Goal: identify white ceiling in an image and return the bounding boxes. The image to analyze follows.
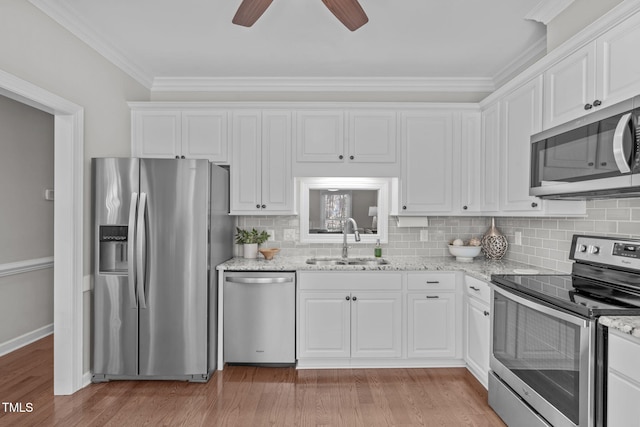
[32,0,551,94]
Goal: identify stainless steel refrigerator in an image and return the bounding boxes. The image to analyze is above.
[91,158,233,382]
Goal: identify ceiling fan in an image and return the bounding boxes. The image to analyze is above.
[232,0,369,31]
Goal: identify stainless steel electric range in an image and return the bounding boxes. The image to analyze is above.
[489,235,640,427]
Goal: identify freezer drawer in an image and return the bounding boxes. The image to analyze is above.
[223,272,296,365]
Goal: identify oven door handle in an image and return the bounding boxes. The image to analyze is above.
[493,286,589,328]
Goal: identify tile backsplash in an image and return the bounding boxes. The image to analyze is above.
[236,198,640,274]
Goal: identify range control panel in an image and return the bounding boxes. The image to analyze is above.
[571,235,640,271]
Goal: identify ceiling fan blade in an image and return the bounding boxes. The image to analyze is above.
[232,0,274,27]
[321,0,369,31]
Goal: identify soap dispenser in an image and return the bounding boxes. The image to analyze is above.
[374,239,382,258]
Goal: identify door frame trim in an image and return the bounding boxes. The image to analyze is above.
[0,68,84,395]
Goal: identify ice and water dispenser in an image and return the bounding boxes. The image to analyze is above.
[99,225,129,274]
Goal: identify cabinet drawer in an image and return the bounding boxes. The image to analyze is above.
[407,272,456,290]
[465,276,491,303]
[298,271,402,290]
[609,330,640,384]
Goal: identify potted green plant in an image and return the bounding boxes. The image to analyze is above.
[235,227,270,259]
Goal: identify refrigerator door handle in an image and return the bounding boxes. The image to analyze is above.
[136,192,148,309]
[128,192,138,308]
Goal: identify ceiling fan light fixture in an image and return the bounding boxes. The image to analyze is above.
[232,0,274,27]
[321,0,369,31]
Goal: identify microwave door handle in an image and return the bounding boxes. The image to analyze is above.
[136,192,148,309]
[127,192,138,309]
[612,112,632,173]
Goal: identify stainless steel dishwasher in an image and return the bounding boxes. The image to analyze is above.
[223,271,296,365]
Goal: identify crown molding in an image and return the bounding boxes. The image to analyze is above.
[525,0,576,25]
[29,0,154,89]
[151,76,495,93]
[492,35,547,89]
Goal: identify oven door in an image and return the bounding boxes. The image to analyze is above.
[490,286,596,427]
[530,99,638,198]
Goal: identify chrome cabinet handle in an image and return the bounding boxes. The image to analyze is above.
[352,296,357,301]
[470,286,480,291]
[484,311,490,316]
[226,277,293,284]
[349,155,354,160]
[584,103,593,110]
[426,281,440,284]
[426,295,439,299]
[593,99,602,107]
[345,296,350,301]
[338,155,344,160]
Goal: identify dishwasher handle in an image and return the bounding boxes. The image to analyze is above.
[225,276,294,284]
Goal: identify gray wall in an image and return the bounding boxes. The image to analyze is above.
[547,0,623,51]
[0,94,54,345]
[0,0,150,370]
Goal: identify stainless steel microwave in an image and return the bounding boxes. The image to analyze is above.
[530,96,640,199]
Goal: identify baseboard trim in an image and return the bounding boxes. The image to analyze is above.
[0,323,54,357]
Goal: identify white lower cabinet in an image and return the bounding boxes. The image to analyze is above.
[407,292,457,358]
[297,271,464,368]
[463,276,491,388]
[607,328,640,426]
[297,270,402,361]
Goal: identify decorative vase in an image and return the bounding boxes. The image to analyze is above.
[481,218,508,260]
[243,243,258,259]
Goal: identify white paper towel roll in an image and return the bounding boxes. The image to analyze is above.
[395,216,429,227]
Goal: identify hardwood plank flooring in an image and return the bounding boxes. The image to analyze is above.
[0,336,506,426]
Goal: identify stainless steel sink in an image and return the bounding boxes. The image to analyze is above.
[305,257,390,266]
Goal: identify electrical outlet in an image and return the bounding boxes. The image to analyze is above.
[284,229,296,241]
[266,230,275,241]
[515,231,522,245]
[420,230,429,242]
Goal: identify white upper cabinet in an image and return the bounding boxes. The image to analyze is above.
[293,109,400,177]
[459,111,483,214]
[348,111,398,163]
[131,107,229,163]
[400,111,456,214]
[500,76,544,212]
[230,111,293,215]
[480,102,500,212]
[543,11,640,129]
[296,110,345,163]
[543,43,596,129]
[132,110,181,158]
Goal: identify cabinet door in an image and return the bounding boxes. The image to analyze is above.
[181,111,229,162]
[400,112,454,213]
[230,111,262,213]
[464,297,490,387]
[348,111,397,163]
[350,292,401,358]
[597,12,640,108]
[480,103,500,212]
[543,42,597,129]
[132,111,181,158]
[459,112,482,213]
[407,293,456,358]
[500,77,543,212]
[261,111,293,212]
[296,111,345,162]
[298,292,351,359]
[608,371,640,427]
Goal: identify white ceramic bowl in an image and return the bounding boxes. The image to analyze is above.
[447,245,482,262]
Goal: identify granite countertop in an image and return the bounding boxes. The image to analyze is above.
[599,316,640,339]
[217,255,560,283]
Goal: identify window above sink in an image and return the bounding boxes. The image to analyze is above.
[297,177,391,244]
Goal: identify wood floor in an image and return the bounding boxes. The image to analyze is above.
[0,335,506,426]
